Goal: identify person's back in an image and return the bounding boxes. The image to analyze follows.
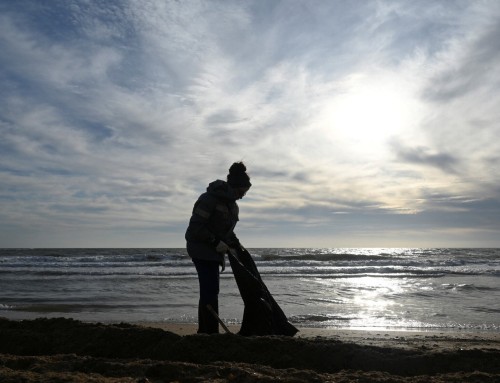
[185,180,240,263]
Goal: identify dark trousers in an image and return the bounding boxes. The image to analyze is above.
[193,259,220,334]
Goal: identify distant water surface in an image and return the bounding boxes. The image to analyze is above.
[1,248,499,332]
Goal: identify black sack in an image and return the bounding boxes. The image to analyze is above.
[228,247,298,336]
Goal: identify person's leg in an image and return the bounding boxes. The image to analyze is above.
[193,259,220,334]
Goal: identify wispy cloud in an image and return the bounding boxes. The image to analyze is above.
[392,142,459,173]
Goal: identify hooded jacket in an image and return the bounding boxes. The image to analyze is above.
[185,180,240,262]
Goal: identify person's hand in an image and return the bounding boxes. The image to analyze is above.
[225,235,241,249]
[215,240,229,254]
[220,256,226,273]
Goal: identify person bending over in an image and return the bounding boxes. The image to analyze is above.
[185,162,251,334]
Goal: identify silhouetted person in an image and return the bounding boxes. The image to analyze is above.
[185,162,251,333]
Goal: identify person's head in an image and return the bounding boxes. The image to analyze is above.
[227,162,251,199]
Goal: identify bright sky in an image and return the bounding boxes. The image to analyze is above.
[1,0,500,248]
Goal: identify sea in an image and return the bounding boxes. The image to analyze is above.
[0,248,499,332]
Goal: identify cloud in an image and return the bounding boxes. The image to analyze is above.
[392,141,459,174]
[1,0,500,247]
[422,11,500,103]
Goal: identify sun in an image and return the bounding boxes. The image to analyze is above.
[322,72,419,151]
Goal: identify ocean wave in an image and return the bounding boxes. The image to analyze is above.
[10,303,153,313]
[2,264,488,278]
[440,283,498,292]
[290,313,354,324]
[470,307,500,314]
[2,248,498,281]
[259,253,398,262]
[0,267,449,279]
[0,269,198,278]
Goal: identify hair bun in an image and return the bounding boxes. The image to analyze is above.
[227,162,252,188]
[229,162,247,175]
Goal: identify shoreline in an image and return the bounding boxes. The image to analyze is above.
[136,321,500,351]
[1,317,499,382]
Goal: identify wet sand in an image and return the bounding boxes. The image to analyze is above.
[1,317,499,382]
[143,322,500,351]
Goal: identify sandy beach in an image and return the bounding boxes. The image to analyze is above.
[1,317,499,382]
